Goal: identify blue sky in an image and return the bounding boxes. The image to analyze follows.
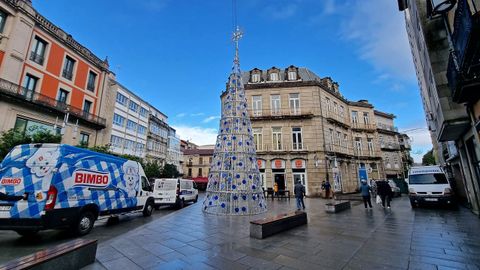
[33,0,432,162]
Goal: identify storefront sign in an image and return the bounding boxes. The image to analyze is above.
[257,159,266,169]
[292,159,305,169]
[271,159,285,169]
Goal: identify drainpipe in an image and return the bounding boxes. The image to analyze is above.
[94,69,109,146]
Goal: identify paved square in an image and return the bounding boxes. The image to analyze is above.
[86,195,480,270]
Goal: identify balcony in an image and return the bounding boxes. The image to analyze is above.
[351,122,376,132]
[62,69,73,80]
[0,78,106,128]
[447,0,480,103]
[380,142,401,151]
[248,107,314,121]
[255,144,309,154]
[29,52,44,65]
[325,143,352,156]
[353,147,381,159]
[324,111,350,128]
[376,123,399,134]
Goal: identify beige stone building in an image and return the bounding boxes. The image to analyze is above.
[0,0,114,147]
[235,66,403,196]
[374,110,404,179]
[183,146,214,190]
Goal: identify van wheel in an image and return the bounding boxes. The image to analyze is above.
[410,202,417,208]
[143,201,154,217]
[73,211,95,236]
[15,229,39,237]
[193,195,198,203]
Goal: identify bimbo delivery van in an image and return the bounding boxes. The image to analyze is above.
[153,178,198,209]
[0,144,155,236]
[408,165,455,208]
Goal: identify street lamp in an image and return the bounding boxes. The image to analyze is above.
[428,0,457,16]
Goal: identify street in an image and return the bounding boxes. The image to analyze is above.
[0,204,183,264]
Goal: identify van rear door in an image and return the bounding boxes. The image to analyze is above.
[0,145,60,219]
[153,179,177,204]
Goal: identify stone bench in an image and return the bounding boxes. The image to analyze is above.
[325,200,351,213]
[0,239,97,270]
[250,211,307,239]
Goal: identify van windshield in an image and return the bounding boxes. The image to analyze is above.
[409,173,448,184]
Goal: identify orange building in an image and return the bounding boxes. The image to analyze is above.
[0,0,114,146]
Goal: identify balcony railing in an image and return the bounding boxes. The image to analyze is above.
[324,111,350,127]
[351,122,376,131]
[380,142,401,150]
[248,107,313,120]
[353,147,381,158]
[29,51,44,65]
[255,144,309,153]
[325,143,352,155]
[0,78,106,127]
[447,0,480,103]
[376,123,398,133]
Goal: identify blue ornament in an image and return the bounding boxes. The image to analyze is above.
[221,203,226,208]
[214,195,218,200]
[235,208,239,213]
[242,195,247,200]
[236,174,240,179]
[232,184,237,189]
[242,179,246,184]
[233,195,238,200]
[252,185,256,190]
[241,207,247,212]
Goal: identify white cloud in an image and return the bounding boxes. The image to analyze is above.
[400,127,433,163]
[190,113,205,117]
[172,125,218,145]
[265,3,298,20]
[176,113,186,118]
[342,0,415,81]
[202,116,220,123]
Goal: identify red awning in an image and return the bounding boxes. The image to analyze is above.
[191,177,209,183]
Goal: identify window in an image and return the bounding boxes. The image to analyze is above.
[199,157,203,165]
[124,139,135,150]
[289,93,300,115]
[83,100,92,113]
[23,74,38,92]
[351,111,358,123]
[110,135,124,147]
[367,138,374,155]
[129,100,139,112]
[363,112,370,124]
[0,10,6,33]
[292,127,302,150]
[269,72,279,81]
[253,128,263,151]
[116,92,128,106]
[141,176,150,191]
[271,95,281,115]
[79,133,90,145]
[87,71,97,92]
[14,117,60,137]
[355,137,362,155]
[325,97,331,111]
[140,107,149,117]
[343,134,348,147]
[288,71,296,81]
[209,157,212,163]
[329,129,334,144]
[30,36,47,65]
[251,73,261,83]
[336,131,341,146]
[333,102,338,114]
[198,168,203,177]
[188,168,192,177]
[339,105,344,117]
[138,125,147,135]
[252,96,262,116]
[272,127,282,150]
[113,113,125,127]
[57,89,69,104]
[126,120,137,131]
[62,56,75,80]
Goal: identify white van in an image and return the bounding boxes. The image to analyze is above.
[152,178,198,209]
[408,166,455,208]
[0,144,155,236]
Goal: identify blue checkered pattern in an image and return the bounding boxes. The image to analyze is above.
[0,144,139,220]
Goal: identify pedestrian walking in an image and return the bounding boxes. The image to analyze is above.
[370,179,378,197]
[294,180,306,210]
[321,180,332,199]
[273,182,279,197]
[377,180,393,208]
[359,180,373,209]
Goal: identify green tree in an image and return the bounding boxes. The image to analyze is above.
[422,149,436,165]
[0,129,32,160]
[143,161,162,179]
[160,163,179,178]
[31,129,61,144]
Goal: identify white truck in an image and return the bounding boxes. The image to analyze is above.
[408,165,455,208]
[152,178,198,209]
[0,144,155,236]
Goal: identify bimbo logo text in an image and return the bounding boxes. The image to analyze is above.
[73,170,110,187]
[1,177,22,185]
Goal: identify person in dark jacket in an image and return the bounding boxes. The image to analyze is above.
[294,180,306,210]
[321,180,332,199]
[377,180,393,208]
[359,180,373,209]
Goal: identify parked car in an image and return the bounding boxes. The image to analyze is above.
[407,166,456,208]
[152,178,198,209]
[0,144,155,237]
[388,180,401,197]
